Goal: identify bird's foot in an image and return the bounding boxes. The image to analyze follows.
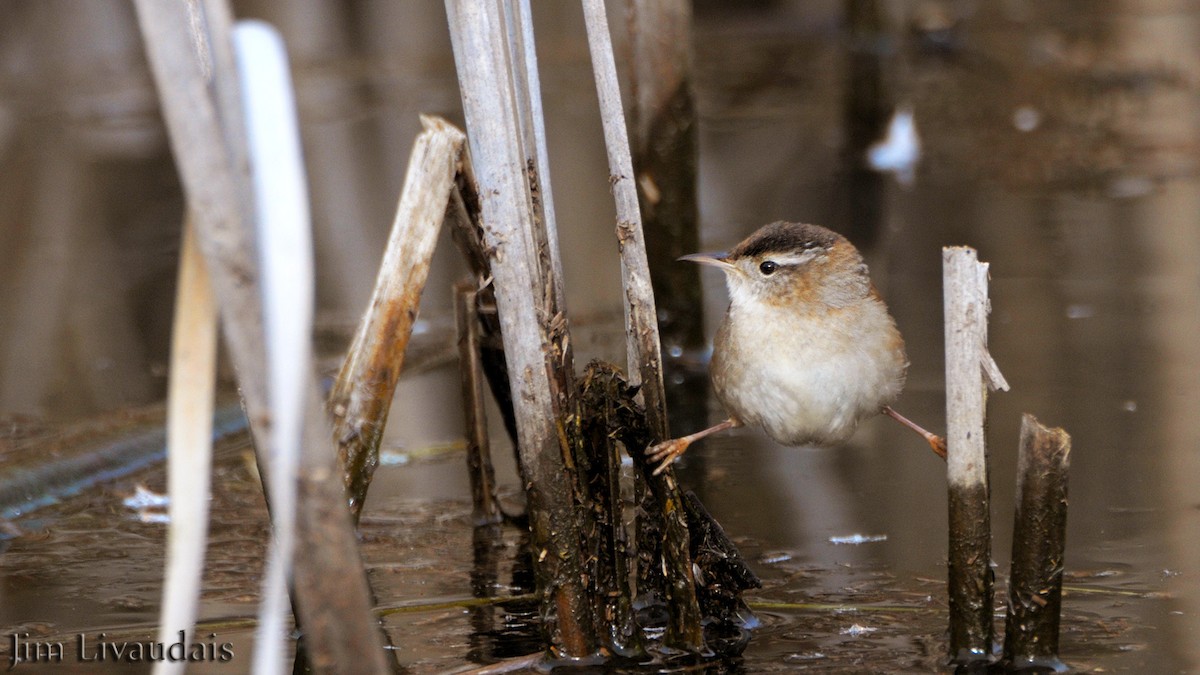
[644,437,691,476]
[928,434,947,460]
[882,406,947,461]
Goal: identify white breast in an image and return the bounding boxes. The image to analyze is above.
[712,296,906,447]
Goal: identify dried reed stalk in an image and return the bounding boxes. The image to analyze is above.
[580,0,668,440]
[445,0,596,656]
[943,246,1008,666]
[154,218,218,675]
[455,282,503,526]
[582,0,703,651]
[329,115,465,522]
[134,3,388,671]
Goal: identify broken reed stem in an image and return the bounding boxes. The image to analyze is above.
[1004,414,1071,671]
[329,115,465,523]
[134,3,389,671]
[582,0,703,652]
[580,0,669,441]
[455,282,503,526]
[445,0,596,656]
[155,217,218,674]
[943,246,1006,666]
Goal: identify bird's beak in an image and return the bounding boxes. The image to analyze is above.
[678,252,735,271]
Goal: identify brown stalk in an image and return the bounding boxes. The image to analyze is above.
[454,282,503,526]
[328,115,466,522]
[1003,414,1071,671]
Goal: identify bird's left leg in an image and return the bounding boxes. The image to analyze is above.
[882,406,947,459]
[645,417,742,476]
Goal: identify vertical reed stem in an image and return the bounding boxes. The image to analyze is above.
[444,0,596,656]
[943,246,1007,667]
[233,21,315,673]
[154,217,217,675]
[1004,414,1071,671]
[580,0,669,439]
[455,282,503,526]
[582,0,703,651]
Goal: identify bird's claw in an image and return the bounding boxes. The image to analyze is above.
[644,438,689,476]
[928,434,948,460]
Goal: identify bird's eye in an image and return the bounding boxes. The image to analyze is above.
[759,261,778,275]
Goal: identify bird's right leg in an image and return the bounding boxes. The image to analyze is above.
[644,417,742,476]
[882,406,947,459]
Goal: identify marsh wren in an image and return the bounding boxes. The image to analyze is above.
[647,221,944,473]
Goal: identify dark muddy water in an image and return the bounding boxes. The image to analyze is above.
[3,0,1200,672]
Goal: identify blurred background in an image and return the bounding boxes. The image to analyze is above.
[1,0,1199,671]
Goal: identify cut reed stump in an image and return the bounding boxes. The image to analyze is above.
[943,246,1009,668]
[1004,415,1071,672]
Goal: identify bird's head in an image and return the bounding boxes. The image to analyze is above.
[680,221,869,310]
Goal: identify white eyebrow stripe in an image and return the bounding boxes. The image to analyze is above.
[764,250,819,266]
